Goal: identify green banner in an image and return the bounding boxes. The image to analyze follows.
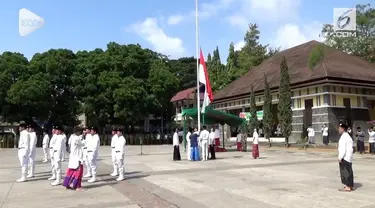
[239,111,263,120]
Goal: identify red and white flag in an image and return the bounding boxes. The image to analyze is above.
[199,48,213,113]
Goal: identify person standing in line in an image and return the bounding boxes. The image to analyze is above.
[199,126,210,161]
[83,127,92,178]
[48,126,57,181]
[115,128,126,181]
[307,125,315,144]
[355,127,365,154]
[322,124,329,145]
[186,128,192,161]
[190,128,200,161]
[86,127,100,183]
[368,127,375,155]
[236,130,242,151]
[27,125,37,178]
[16,123,30,182]
[110,127,119,176]
[172,129,181,161]
[63,127,84,191]
[42,128,50,162]
[209,128,216,160]
[241,131,248,152]
[61,130,67,161]
[214,126,220,147]
[337,123,354,192]
[252,129,260,159]
[51,126,64,186]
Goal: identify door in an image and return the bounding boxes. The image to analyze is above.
[343,98,352,127]
[303,99,313,138]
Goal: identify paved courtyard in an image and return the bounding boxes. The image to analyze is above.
[1,145,375,208]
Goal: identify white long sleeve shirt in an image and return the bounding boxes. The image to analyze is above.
[307,128,315,137]
[253,132,259,144]
[115,135,126,154]
[173,132,179,146]
[368,131,375,143]
[214,129,220,138]
[186,132,191,143]
[87,134,100,155]
[42,134,49,148]
[199,130,210,142]
[53,134,64,161]
[49,134,56,149]
[28,131,37,153]
[209,132,215,144]
[68,135,84,162]
[18,130,30,153]
[338,132,353,163]
[111,134,118,148]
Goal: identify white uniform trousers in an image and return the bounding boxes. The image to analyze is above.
[28,147,36,176]
[49,148,55,174]
[111,148,118,174]
[87,151,97,177]
[115,152,125,177]
[187,142,191,160]
[61,143,66,160]
[18,149,29,179]
[83,149,91,176]
[52,151,62,183]
[201,140,208,161]
[43,146,49,161]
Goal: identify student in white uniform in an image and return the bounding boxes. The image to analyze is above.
[87,127,100,183]
[42,128,50,162]
[307,125,315,144]
[110,127,119,176]
[209,128,216,159]
[83,127,92,178]
[16,123,30,182]
[115,128,126,181]
[172,129,181,161]
[199,126,210,161]
[61,131,67,161]
[337,123,354,192]
[27,125,37,178]
[48,126,57,181]
[51,126,64,186]
[186,128,192,161]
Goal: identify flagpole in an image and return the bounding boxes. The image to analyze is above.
[196,0,201,132]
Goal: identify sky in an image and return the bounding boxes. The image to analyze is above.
[0,0,371,61]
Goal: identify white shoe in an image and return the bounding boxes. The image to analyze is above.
[26,174,34,178]
[42,160,48,163]
[51,181,61,186]
[61,159,65,162]
[87,177,96,183]
[116,176,124,181]
[110,172,118,177]
[16,177,26,182]
[83,173,92,178]
[48,176,56,181]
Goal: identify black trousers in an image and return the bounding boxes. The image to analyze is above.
[209,144,216,159]
[173,145,181,161]
[357,140,365,153]
[369,143,375,154]
[339,159,354,188]
[323,136,329,145]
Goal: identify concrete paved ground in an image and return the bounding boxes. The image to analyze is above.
[1,145,375,208]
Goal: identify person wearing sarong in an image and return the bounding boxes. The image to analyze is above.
[355,127,365,154]
[368,128,375,154]
[236,130,242,151]
[252,129,259,159]
[209,128,216,160]
[186,128,192,161]
[172,129,181,161]
[190,128,200,161]
[337,123,354,192]
[63,128,84,191]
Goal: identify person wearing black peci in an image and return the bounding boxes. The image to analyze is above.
[337,123,354,192]
[172,129,181,161]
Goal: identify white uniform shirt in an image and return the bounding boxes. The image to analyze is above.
[209,132,215,144]
[214,129,220,138]
[18,130,30,152]
[49,134,56,150]
[53,134,64,160]
[369,131,375,143]
[173,132,179,146]
[253,131,259,144]
[87,134,100,155]
[42,134,50,148]
[68,134,84,168]
[83,134,92,149]
[199,130,210,142]
[111,134,118,148]
[62,134,67,147]
[115,135,126,154]
[29,132,37,152]
[338,132,354,163]
[322,127,328,136]
[307,127,315,137]
[186,132,191,144]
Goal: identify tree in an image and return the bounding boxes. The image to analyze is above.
[308,44,326,70]
[226,42,240,81]
[322,4,375,63]
[248,84,258,135]
[262,75,273,147]
[278,56,292,147]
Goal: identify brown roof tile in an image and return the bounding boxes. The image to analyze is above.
[214,40,375,101]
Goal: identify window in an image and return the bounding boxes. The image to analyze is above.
[291,91,294,97]
[316,95,321,106]
[323,94,331,105]
[224,103,227,107]
[332,95,336,106]
[277,94,279,99]
[242,100,245,105]
[307,88,309,94]
[341,87,344,93]
[348,88,351,93]
[297,98,302,108]
[291,99,295,108]
[299,90,301,96]
[356,88,358,94]
[315,87,318,93]
[357,96,361,107]
[258,96,261,102]
[333,86,336,92]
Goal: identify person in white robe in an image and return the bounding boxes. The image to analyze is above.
[110,127,119,176]
[186,128,192,161]
[48,126,57,181]
[83,127,92,178]
[86,127,100,183]
[51,126,64,186]
[42,128,50,162]
[115,128,126,181]
[27,125,37,178]
[16,123,30,182]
